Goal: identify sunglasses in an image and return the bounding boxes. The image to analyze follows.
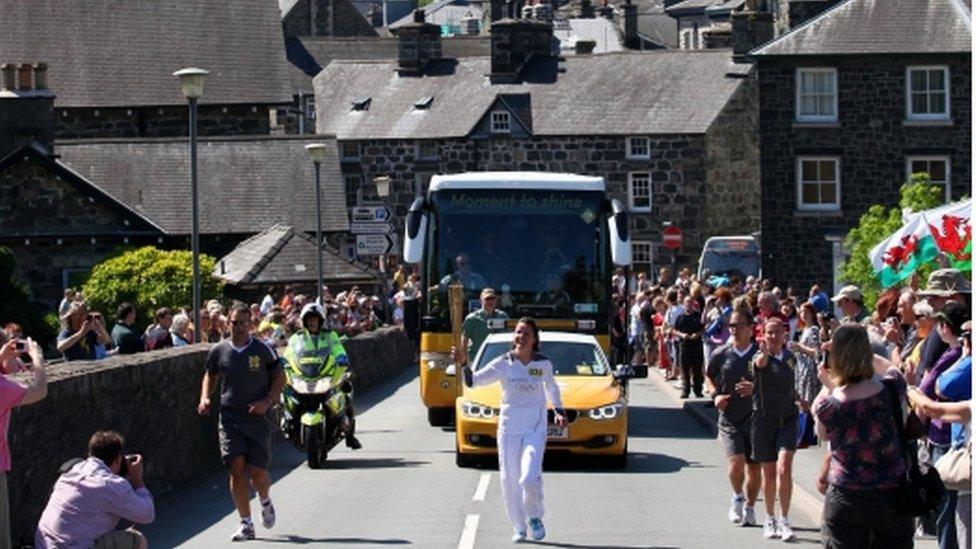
[728,323,753,328]
[231,320,249,327]
[484,296,497,301]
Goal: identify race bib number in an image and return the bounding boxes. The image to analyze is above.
[547,424,568,439]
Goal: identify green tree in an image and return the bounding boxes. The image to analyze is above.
[0,246,56,346]
[82,246,221,329]
[840,174,944,308]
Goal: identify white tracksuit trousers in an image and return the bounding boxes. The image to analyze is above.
[498,430,547,531]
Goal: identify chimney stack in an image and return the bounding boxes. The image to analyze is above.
[621,0,638,49]
[788,0,842,30]
[490,18,554,82]
[391,10,443,75]
[579,0,594,18]
[598,0,613,20]
[574,39,596,54]
[369,3,384,27]
[731,3,773,61]
[0,61,56,159]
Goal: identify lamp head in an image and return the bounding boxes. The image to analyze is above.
[173,67,210,99]
[305,143,329,164]
[374,175,391,199]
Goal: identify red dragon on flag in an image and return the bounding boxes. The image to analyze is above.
[882,234,919,270]
[929,214,972,265]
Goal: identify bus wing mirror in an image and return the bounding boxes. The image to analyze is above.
[403,197,428,264]
[608,199,631,267]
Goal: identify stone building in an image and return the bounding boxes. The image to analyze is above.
[313,12,766,273]
[280,0,381,37]
[751,0,972,293]
[1,0,293,140]
[667,0,790,50]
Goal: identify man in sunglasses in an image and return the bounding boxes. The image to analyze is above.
[198,305,285,542]
[705,310,760,529]
[455,288,509,366]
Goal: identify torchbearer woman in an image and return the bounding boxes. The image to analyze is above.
[462,317,567,543]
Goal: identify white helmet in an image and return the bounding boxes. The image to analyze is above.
[300,303,326,324]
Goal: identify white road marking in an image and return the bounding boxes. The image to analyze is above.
[472,473,491,502]
[458,514,480,549]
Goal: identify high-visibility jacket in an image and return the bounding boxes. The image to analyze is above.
[284,329,348,382]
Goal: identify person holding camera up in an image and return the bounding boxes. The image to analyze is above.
[57,302,111,362]
[36,431,154,549]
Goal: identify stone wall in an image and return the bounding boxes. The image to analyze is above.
[340,125,758,268]
[758,54,972,290]
[54,105,275,140]
[7,327,415,545]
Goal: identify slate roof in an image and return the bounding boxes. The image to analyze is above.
[215,224,377,286]
[553,18,625,53]
[54,136,348,236]
[286,35,491,93]
[1,0,293,108]
[314,50,750,139]
[666,0,742,15]
[638,13,679,48]
[389,0,484,27]
[752,0,972,56]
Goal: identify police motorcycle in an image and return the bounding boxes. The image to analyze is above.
[279,304,358,469]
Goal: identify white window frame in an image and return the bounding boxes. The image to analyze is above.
[906,66,950,121]
[304,95,316,120]
[490,110,511,134]
[416,140,438,160]
[627,172,652,213]
[795,68,838,123]
[340,141,360,161]
[632,241,654,270]
[796,157,841,212]
[626,136,650,160]
[906,156,951,203]
[344,174,363,205]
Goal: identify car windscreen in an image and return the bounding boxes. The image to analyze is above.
[474,341,609,376]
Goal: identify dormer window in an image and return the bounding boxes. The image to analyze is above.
[491,110,511,134]
[414,96,434,110]
[351,96,371,111]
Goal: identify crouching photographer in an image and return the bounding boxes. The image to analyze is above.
[36,431,154,549]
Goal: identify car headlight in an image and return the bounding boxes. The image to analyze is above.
[461,401,498,419]
[588,402,624,420]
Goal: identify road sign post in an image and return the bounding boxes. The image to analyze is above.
[662,226,682,250]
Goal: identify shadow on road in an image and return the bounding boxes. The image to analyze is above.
[465,452,703,474]
[627,406,712,439]
[257,534,412,545]
[317,457,430,469]
[531,542,677,549]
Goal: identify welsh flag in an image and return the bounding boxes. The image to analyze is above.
[870,199,971,288]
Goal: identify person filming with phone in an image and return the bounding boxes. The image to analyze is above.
[36,431,154,549]
[57,302,111,362]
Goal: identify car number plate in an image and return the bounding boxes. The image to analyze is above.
[546,425,568,439]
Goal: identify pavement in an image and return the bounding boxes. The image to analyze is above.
[142,365,862,548]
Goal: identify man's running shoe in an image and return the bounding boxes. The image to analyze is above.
[778,517,795,542]
[231,521,255,542]
[741,506,757,527]
[511,529,526,543]
[261,500,276,529]
[528,518,546,541]
[346,435,362,450]
[728,494,745,523]
[763,516,778,539]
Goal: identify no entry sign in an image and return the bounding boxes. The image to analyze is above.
[662,226,682,249]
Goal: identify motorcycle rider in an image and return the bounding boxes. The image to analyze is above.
[282,303,362,450]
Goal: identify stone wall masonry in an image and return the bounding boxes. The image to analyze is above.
[7,327,415,545]
[54,105,275,140]
[758,54,971,290]
[343,133,724,266]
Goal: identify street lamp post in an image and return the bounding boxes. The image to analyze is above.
[173,67,209,343]
[306,143,329,305]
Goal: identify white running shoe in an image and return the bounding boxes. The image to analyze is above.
[728,494,745,523]
[511,529,526,543]
[741,506,757,527]
[778,517,795,542]
[261,500,276,529]
[231,521,255,542]
[763,516,778,539]
[528,518,546,541]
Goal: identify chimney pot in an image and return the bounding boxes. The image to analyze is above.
[33,63,48,90]
[0,64,14,91]
[414,8,425,23]
[17,63,31,90]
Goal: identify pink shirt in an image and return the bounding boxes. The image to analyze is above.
[0,376,26,472]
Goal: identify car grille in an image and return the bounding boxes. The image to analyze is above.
[547,409,579,423]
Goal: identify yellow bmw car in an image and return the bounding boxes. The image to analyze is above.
[455,331,647,468]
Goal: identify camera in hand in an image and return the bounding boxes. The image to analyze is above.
[118,454,129,477]
[14,340,26,353]
[86,313,94,322]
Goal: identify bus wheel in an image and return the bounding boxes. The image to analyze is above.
[427,407,453,427]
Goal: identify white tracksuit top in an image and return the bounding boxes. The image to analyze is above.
[471,351,564,436]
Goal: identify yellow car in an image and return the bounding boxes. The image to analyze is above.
[455,331,647,469]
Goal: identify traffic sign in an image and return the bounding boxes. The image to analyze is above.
[350,206,393,223]
[356,234,397,256]
[662,226,682,249]
[350,222,394,235]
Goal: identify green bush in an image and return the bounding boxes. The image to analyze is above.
[82,246,221,330]
[0,246,56,347]
[840,175,945,308]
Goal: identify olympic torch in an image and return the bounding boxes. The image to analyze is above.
[449,282,465,367]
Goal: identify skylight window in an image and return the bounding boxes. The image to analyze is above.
[414,96,434,110]
[351,96,371,111]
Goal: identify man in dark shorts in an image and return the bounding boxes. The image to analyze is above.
[706,310,760,528]
[198,305,285,542]
[736,317,799,541]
